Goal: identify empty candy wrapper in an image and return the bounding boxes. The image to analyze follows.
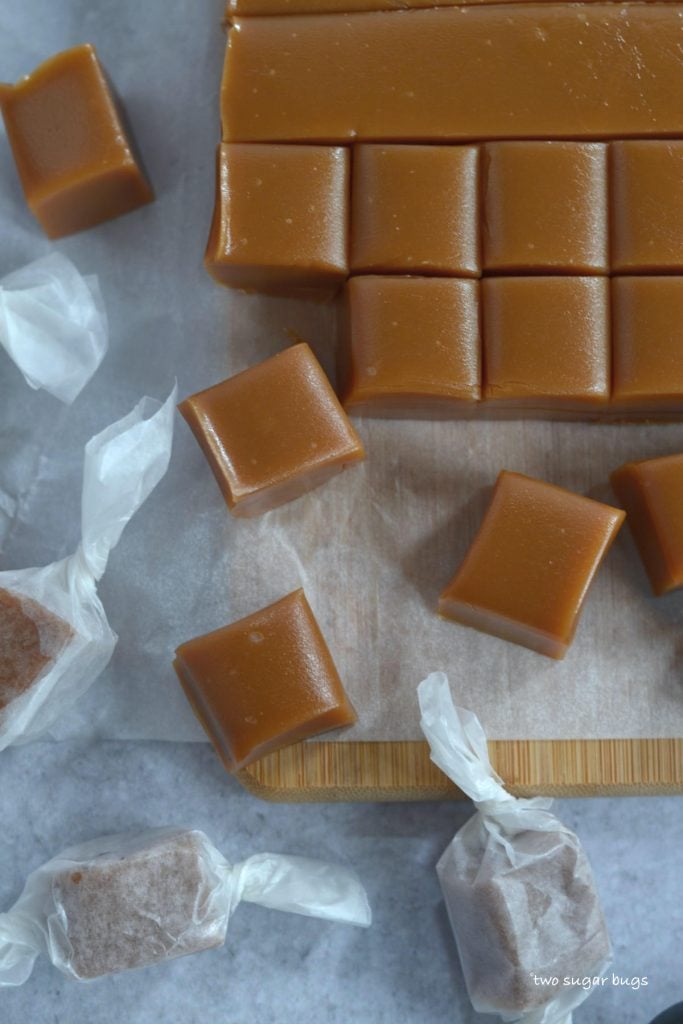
[0,386,176,750]
[418,672,612,1024]
[0,826,371,984]
[0,252,108,404]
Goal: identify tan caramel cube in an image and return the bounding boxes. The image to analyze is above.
[611,453,683,596]
[174,589,356,771]
[179,343,365,517]
[341,276,480,417]
[0,44,153,238]
[611,141,683,272]
[350,145,479,276]
[482,142,608,273]
[439,471,625,659]
[612,277,683,415]
[482,278,610,414]
[205,143,349,297]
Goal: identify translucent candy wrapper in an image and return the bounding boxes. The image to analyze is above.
[0,826,372,984]
[0,253,108,404]
[0,387,176,750]
[418,672,612,1024]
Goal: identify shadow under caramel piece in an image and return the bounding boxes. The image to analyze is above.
[341,276,480,418]
[610,141,683,273]
[350,145,479,276]
[611,453,683,596]
[482,277,610,416]
[174,589,356,772]
[222,6,683,143]
[0,589,73,713]
[439,471,625,659]
[0,44,153,238]
[611,277,683,416]
[482,142,608,274]
[179,343,365,517]
[205,143,349,297]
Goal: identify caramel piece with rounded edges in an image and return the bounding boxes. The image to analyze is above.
[205,143,349,297]
[0,589,73,712]
[0,44,153,238]
[350,145,479,276]
[611,454,683,596]
[222,6,683,143]
[439,471,625,659]
[482,142,608,274]
[611,141,683,273]
[226,0,611,15]
[482,278,610,415]
[179,343,365,517]
[341,276,480,418]
[612,277,683,415]
[174,589,356,772]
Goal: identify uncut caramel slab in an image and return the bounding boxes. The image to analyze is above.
[222,5,683,143]
[226,0,631,17]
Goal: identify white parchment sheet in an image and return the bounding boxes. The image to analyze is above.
[1,0,682,744]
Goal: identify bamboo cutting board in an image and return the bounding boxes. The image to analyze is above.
[239,737,683,801]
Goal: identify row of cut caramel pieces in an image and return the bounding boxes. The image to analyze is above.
[341,275,683,419]
[205,141,683,296]
[172,453,683,777]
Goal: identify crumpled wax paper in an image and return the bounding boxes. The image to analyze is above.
[1,0,682,744]
[0,252,108,404]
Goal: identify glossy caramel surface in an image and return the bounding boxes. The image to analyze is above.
[482,142,608,274]
[439,471,625,659]
[205,143,349,296]
[179,343,365,517]
[611,141,683,273]
[611,454,683,596]
[174,589,356,771]
[482,277,610,411]
[222,6,683,143]
[612,277,683,412]
[0,589,73,712]
[341,276,480,417]
[0,44,152,238]
[350,145,479,276]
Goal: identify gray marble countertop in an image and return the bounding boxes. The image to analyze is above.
[0,738,680,1024]
[1,1,681,1022]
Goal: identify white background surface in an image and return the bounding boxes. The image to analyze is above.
[0,1,681,1021]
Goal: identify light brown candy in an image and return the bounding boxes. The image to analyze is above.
[0,44,152,238]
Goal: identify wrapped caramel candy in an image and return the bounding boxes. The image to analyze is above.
[0,388,175,750]
[0,253,108,403]
[418,673,611,1023]
[0,827,371,984]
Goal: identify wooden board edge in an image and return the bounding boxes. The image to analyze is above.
[237,737,683,802]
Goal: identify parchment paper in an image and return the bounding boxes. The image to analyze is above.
[1,0,681,744]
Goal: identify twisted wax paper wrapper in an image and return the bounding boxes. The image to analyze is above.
[418,672,612,1024]
[0,252,108,404]
[0,386,176,750]
[0,827,371,984]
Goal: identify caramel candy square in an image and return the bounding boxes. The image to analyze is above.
[0,44,153,239]
[174,589,356,771]
[482,277,610,414]
[350,145,479,276]
[341,276,480,417]
[179,343,365,517]
[439,471,624,659]
[0,589,73,714]
[611,453,683,596]
[205,143,349,297]
[611,277,683,415]
[610,141,683,272]
[482,142,608,273]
